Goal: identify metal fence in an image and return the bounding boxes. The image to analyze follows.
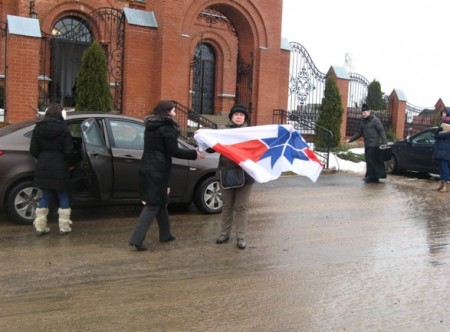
[288,42,398,140]
[404,102,436,137]
[273,109,332,169]
[172,101,218,146]
[288,42,326,121]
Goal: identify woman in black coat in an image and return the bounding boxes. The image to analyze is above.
[432,109,450,192]
[30,103,74,235]
[128,100,205,251]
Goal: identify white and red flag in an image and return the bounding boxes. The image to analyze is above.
[194,124,324,183]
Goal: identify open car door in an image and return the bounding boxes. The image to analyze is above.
[80,118,113,200]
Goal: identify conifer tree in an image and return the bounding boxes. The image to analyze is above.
[315,76,343,148]
[75,41,111,112]
[366,79,386,110]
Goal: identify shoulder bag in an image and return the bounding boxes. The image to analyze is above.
[220,168,245,189]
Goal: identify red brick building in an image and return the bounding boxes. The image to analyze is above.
[0,0,289,124]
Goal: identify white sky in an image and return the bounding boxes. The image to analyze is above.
[281,0,450,108]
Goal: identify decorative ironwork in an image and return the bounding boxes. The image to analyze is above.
[198,7,237,36]
[288,42,325,105]
[191,43,216,115]
[236,52,254,124]
[348,72,369,108]
[404,102,436,136]
[289,66,316,104]
[51,16,92,43]
[172,101,218,146]
[81,8,125,111]
[288,42,326,123]
[40,8,125,111]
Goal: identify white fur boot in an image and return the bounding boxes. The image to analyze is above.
[33,207,50,235]
[58,208,73,234]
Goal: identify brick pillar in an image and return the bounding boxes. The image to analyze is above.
[327,66,350,140]
[388,89,406,139]
[121,24,158,120]
[5,34,41,122]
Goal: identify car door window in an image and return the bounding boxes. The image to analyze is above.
[67,122,82,138]
[81,119,105,146]
[106,119,144,149]
[412,131,435,145]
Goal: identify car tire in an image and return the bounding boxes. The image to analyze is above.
[193,176,222,214]
[6,180,42,225]
[385,155,400,174]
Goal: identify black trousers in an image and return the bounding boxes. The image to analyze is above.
[129,204,172,246]
[365,146,386,180]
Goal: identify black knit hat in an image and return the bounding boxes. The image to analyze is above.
[229,104,249,121]
[361,104,370,112]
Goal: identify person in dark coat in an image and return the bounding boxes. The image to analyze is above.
[432,109,450,193]
[29,103,74,235]
[128,100,205,251]
[214,104,255,249]
[346,104,387,183]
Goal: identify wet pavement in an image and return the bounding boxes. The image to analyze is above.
[0,172,449,331]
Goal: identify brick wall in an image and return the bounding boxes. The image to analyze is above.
[1,0,289,125]
[5,34,41,122]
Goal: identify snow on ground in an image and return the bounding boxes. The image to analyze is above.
[327,148,366,174]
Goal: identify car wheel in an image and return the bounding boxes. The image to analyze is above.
[6,180,42,225]
[193,176,222,214]
[385,155,399,174]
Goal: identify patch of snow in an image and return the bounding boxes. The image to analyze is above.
[323,147,366,174]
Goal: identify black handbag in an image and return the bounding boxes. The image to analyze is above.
[220,168,245,189]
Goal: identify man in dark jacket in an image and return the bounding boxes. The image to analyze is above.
[346,104,387,183]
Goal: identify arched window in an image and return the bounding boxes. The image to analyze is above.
[191,43,216,114]
[52,16,92,43]
[50,16,92,107]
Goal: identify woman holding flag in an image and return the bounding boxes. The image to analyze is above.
[195,105,323,249]
[214,104,255,249]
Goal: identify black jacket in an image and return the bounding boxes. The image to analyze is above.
[30,118,74,191]
[349,114,387,147]
[139,114,197,205]
[433,127,450,161]
[210,122,255,185]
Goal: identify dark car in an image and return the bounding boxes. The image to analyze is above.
[386,127,439,175]
[0,113,222,224]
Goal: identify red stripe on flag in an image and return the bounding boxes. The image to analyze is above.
[214,140,268,164]
[304,148,324,166]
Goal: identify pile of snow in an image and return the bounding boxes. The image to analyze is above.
[327,148,366,174]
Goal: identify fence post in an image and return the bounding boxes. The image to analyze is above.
[327,66,350,141]
[388,89,406,139]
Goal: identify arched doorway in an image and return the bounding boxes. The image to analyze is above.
[40,8,125,110]
[50,16,92,107]
[191,43,216,115]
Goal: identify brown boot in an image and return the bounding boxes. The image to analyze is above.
[435,181,445,191]
[439,182,449,193]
